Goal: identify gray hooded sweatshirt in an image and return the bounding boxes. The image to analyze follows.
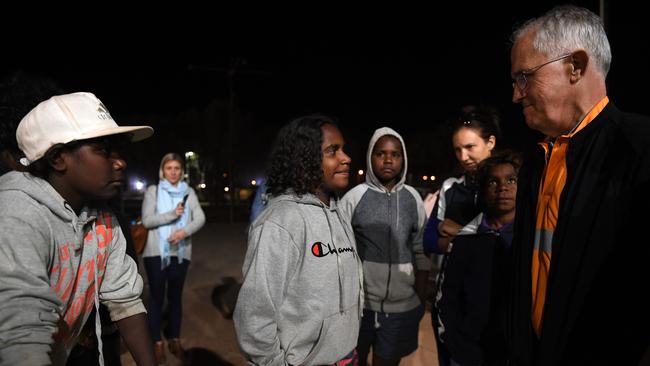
[234,192,363,366]
[0,171,146,366]
[340,127,430,313]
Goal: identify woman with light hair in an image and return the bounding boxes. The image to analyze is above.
[141,152,205,364]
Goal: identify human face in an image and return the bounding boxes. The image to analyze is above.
[484,163,517,217]
[511,30,576,137]
[63,136,128,206]
[163,160,183,185]
[371,135,403,190]
[452,127,495,172]
[320,124,351,196]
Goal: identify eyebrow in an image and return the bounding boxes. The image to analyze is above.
[458,143,475,148]
[324,143,342,151]
[375,147,401,152]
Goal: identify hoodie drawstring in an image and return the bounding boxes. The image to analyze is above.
[322,206,345,314]
[334,206,365,319]
[92,223,105,366]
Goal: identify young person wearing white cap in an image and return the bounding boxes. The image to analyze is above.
[0,92,156,366]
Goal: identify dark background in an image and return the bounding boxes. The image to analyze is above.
[2,1,647,200]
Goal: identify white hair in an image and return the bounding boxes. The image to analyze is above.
[512,5,611,77]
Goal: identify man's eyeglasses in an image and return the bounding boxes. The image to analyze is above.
[512,53,572,91]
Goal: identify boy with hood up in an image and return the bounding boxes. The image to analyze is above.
[341,127,430,366]
[0,92,156,366]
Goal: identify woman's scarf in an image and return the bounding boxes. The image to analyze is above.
[157,179,189,269]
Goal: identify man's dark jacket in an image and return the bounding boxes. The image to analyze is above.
[509,103,650,366]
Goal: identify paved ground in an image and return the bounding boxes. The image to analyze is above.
[121,222,439,365]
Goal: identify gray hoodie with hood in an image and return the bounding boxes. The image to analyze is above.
[234,192,363,366]
[340,127,430,313]
[0,171,146,366]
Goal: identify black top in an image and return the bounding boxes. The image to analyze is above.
[509,103,650,366]
[439,232,512,366]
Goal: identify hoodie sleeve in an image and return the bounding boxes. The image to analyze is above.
[99,215,146,321]
[234,221,300,366]
[180,188,205,236]
[405,186,431,271]
[0,214,62,366]
[141,185,178,229]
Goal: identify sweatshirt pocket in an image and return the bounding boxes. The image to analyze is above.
[385,262,416,301]
[285,306,359,366]
[285,317,329,366]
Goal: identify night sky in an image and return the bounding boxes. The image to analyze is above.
[3,1,648,195]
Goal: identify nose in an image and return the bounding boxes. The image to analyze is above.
[340,150,351,165]
[459,149,469,163]
[113,156,127,170]
[512,84,525,103]
[496,180,512,193]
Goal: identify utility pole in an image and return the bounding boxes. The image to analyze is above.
[226,58,240,224]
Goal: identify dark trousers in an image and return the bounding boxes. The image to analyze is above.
[143,256,190,342]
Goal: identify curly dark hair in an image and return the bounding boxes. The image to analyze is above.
[266,114,338,196]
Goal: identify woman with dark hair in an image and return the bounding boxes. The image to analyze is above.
[423,105,501,255]
[234,115,363,366]
[423,105,501,366]
[141,152,206,364]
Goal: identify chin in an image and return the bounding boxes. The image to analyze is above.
[332,179,349,191]
[525,120,544,134]
[498,204,515,212]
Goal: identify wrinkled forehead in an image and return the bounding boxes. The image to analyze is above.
[511,31,546,73]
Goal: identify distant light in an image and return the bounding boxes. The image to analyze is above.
[134,180,145,190]
[222,172,228,178]
[224,187,230,192]
[358,169,364,175]
[422,175,428,181]
[185,151,195,158]
[251,179,257,186]
[199,183,207,189]
[430,175,436,181]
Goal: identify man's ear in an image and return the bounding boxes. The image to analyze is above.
[570,50,589,83]
[45,146,67,173]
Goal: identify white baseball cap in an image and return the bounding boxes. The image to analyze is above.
[16,92,154,166]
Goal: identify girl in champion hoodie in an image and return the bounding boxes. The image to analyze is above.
[234,115,363,366]
[340,127,430,366]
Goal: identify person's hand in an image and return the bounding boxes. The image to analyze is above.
[437,218,463,252]
[168,229,187,245]
[423,191,439,219]
[175,202,185,217]
[438,218,462,238]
